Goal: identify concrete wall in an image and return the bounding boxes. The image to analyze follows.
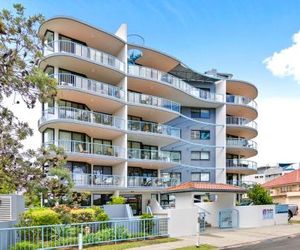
[167,207,198,237]
[236,205,288,228]
[195,193,236,227]
[163,104,218,183]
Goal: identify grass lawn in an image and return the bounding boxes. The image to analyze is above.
[82,237,180,250]
[289,220,300,224]
[175,245,216,250]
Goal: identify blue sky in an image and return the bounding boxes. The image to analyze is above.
[2,0,300,165]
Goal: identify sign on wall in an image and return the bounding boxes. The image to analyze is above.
[263,208,274,219]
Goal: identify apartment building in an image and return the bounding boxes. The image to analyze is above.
[38,17,258,214]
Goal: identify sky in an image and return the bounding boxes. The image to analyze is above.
[2,0,300,166]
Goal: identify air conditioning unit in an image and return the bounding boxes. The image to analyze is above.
[0,195,25,222]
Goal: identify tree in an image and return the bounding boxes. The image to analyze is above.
[247,184,273,205]
[0,4,73,207]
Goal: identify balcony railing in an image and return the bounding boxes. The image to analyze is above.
[39,107,125,130]
[127,176,179,188]
[128,120,181,138]
[127,91,180,113]
[72,173,125,187]
[44,140,126,158]
[127,148,181,163]
[44,40,125,71]
[227,180,256,188]
[226,138,257,150]
[226,95,257,109]
[226,116,258,130]
[128,64,224,102]
[226,159,257,170]
[53,73,125,100]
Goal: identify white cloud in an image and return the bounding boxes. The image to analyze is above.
[264,31,300,83]
[257,97,300,166]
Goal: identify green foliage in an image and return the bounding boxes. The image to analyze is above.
[9,241,40,250]
[83,226,130,243]
[18,208,60,226]
[52,204,72,224]
[140,214,154,234]
[109,196,126,205]
[92,206,109,221]
[247,184,273,205]
[70,208,96,223]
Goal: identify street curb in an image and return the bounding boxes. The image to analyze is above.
[219,233,300,249]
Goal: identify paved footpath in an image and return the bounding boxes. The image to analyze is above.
[129,224,300,250]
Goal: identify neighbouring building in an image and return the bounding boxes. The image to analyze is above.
[38,17,258,214]
[243,163,299,185]
[263,169,300,207]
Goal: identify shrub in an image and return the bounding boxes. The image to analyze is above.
[18,208,60,227]
[52,204,72,224]
[109,196,125,205]
[247,184,273,205]
[140,214,154,234]
[70,208,96,223]
[91,206,109,221]
[10,241,40,250]
[83,226,130,243]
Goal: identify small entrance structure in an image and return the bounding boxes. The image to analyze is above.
[219,208,239,228]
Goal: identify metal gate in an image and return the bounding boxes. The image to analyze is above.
[198,212,206,232]
[219,208,239,228]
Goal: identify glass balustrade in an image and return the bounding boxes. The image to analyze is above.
[226,138,257,150]
[45,40,125,71]
[226,116,257,130]
[128,64,224,102]
[44,140,125,158]
[128,120,180,138]
[127,91,180,113]
[39,107,125,130]
[53,73,125,100]
[127,148,181,163]
[127,176,179,188]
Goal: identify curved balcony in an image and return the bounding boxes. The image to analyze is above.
[72,173,125,191]
[127,148,180,169]
[127,91,180,123]
[45,140,126,165]
[41,40,125,82]
[127,65,224,107]
[226,138,258,158]
[226,117,258,139]
[127,176,179,189]
[226,95,258,120]
[39,17,125,56]
[226,79,258,100]
[226,159,257,175]
[39,107,125,139]
[53,73,125,113]
[127,120,181,147]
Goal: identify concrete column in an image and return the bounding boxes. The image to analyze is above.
[214,80,226,184]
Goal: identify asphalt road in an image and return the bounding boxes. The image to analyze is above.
[230,235,300,250]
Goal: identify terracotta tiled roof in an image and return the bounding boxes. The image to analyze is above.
[167,181,246,193]
[263,169,300,188]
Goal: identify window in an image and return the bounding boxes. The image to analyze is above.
[280,186,292,193]
[44,30,54,50]
[191,172,210,182]
[191,151,210,161]
[191,130,210,140]
[93,194,112,206]
[161,172,182,182]
[42,128,54,144]
[191,109,210,119]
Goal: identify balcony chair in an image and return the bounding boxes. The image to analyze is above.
[78,144,88,153]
